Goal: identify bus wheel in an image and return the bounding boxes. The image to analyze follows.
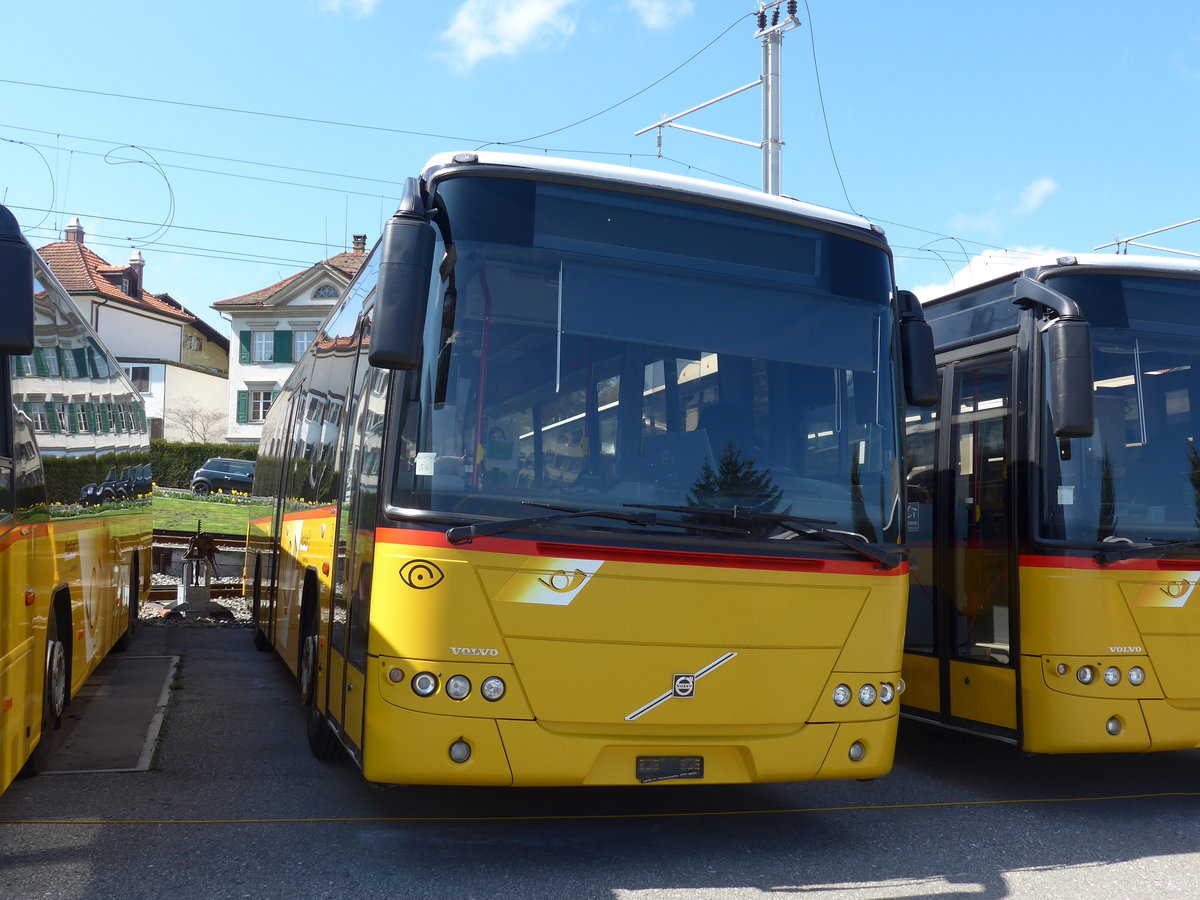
[21,612,67,776]
[301,635,344,761]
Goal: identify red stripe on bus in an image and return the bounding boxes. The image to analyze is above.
[378,527,907,576]
[1020,554,1200,572]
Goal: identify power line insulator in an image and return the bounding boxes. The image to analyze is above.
[757,11,767,29]
[771,8,780,25]
[787,0,797,15]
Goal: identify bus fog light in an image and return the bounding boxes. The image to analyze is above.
[1128,666,1145,686]
[446,675,471,700]
[1055,663,1070,676]
[411,671,438,697]
[848,741,866,762]
[896,679,905,695]
[1106,717,1122,736]
[832,684,852,707]
[1076,666,1095,685]
[449,739,472,763]
[387,667,405,684]
[879,682,896,704]
[481,676,506,702]
[1103,666,1121,687]
[858,684,877,706]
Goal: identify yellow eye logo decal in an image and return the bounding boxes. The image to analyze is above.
[399,560,445,590]
[539,568,588,593]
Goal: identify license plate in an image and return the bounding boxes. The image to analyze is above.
[636,755,703,784]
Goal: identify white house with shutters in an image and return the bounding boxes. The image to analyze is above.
[37,219,230,443]
[213,237,367,444]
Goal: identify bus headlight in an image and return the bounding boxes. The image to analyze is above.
[411,671,438,697]
[1128,666,1145,686]
[446,675,471,700]
[879,682,896,704]
[858,684,878,706]
[481,676,506,702]
[832,684,852,707]
[1103,666,1121,687]
[1076,666,1095,685]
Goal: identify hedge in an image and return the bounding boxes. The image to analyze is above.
[149,440,258,489]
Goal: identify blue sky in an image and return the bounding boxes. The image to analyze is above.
[2,1,1199,332]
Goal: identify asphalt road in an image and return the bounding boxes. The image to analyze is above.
[1,622,1198,900]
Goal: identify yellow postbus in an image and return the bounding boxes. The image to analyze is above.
[903,253,1200,753]
[0,203,152,792]
[249,151,936,786]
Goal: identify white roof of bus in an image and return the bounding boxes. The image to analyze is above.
[421,151,875,235]
[1016,252,1200,276]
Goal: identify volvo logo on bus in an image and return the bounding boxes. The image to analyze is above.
[451,647,499,657]
[673,674,695,698]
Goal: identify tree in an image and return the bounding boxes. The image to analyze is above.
[165,396,228,443]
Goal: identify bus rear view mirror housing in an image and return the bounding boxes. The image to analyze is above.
[0,204,34,354]
[369,181,435,371]
[1012,276,1094,439]
[897,290,938,407]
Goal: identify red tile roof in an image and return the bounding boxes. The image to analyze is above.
[37,240,197,324]
[213,250,367,309]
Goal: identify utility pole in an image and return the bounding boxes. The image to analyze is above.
[635,1,801,195]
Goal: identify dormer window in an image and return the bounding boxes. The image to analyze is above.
[313,284,338,299]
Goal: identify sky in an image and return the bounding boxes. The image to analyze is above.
[2,1,1199,334]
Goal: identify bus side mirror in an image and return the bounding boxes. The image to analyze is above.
[368,183,434,371]
[1044,316,1094,438]
[0,204,35,355]
[1011,276,1094,439]
[897,290,938,407]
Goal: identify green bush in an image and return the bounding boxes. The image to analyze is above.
[150,440,258,489]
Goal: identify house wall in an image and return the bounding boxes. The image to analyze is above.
[182,321,229,374]
[164,365,229,443]
[97,305,181,363]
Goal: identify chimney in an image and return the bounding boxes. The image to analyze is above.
[127,250,145,298]
[65,217,84,243]
[352,234,367,253]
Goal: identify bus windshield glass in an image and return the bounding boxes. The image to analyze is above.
[393,175,902,545]
[1040,272,1200,544]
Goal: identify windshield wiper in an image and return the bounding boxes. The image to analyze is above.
[623,503,900,569]
[444,502,747,545]
[1095,536,1200,566]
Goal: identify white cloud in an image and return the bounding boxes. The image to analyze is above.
[949,176,1059,236]
[314,0,380,16]
[629,0,693,30]
[1017,177,1058,214]
[440,0,578,73]
[908,246,1066,303]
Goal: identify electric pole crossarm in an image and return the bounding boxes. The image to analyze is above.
[634,80,763,137]
[666,122,762,149]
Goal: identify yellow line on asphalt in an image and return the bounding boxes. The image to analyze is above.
[3,790,1199,825]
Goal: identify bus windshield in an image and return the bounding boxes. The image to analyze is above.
[1040,272,1200,544]
[390,175,902,546]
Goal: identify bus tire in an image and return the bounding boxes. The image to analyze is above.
[301,635,345,761]
[21,610,67,776]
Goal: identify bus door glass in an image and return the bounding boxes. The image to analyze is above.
[947,356,1016,729]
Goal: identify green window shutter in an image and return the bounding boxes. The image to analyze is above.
[97,403,109,433]
[85,403,98,433]
[46,402,61,433]
[275,330,293,365]
[271,388,280,400]
[237,391,249,424]
[239,331,251,364]
[72,348,88,377]
[57,347,69,376]
[66,403,78,433]
[21,401,33,420]
[137,402,148,431]
[33,348,48,376]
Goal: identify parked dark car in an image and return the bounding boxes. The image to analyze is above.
[79,463,153,504]
[191,458,255,495]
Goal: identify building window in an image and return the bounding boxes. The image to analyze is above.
[76,406,90,433]
[44,349,60,377]
[294,330,316,358]
[126,366,151,393]
[252,331,274,363]
[251,390,274,421]
[30,402,48,431]
[313,284,338,299]
[185,335,203,352]
[57,404,70,433]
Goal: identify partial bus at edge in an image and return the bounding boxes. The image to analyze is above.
[249,151,937,787]
[904,253,1200,753]
[0,204,152,794]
